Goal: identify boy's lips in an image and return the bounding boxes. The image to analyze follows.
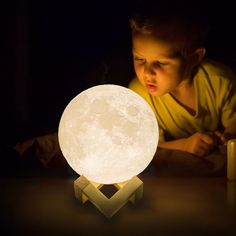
[146,83,157,93]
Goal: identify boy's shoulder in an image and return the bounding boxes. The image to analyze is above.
[198,59,236,93]
[200,59,235,79]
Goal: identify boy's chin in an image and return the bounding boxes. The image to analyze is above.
[148,89,164,96]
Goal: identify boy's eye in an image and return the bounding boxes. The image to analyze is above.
[153,61,168,67]
[134,57,145,63]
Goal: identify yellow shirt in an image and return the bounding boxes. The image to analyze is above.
[129,60,236,142]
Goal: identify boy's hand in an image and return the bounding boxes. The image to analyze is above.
[214,130,234,145]
[184,132,216,157]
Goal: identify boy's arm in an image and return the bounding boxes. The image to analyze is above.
[224,125,236,140]
[220,74,236,142]
[158,132,216,157]
[215,125,236,144]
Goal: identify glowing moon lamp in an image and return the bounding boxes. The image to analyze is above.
[58,84,159,218]
[58,84,158,184]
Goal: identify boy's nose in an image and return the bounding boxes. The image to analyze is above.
[144,75,157,84]
[143,64,156,76]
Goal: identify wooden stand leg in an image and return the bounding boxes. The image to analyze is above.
[74,175,143,218]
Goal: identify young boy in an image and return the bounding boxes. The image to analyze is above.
[128,1,236,157]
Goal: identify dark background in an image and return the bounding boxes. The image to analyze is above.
[1,0,236,148]
[0,2,235,234]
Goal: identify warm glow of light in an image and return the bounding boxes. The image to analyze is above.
[58,85,158,184]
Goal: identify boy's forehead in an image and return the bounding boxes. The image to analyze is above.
[132,35,179,59]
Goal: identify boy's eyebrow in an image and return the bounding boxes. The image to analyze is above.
[132,50,179,60]
[132,50,145,58]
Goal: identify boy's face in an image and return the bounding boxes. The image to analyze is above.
[132,35,189,96]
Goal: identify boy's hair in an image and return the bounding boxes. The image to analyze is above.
[130,0,210,59]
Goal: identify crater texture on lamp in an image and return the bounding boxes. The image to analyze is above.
[58,85,158,184]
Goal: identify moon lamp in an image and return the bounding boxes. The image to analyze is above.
[58,84,159,218]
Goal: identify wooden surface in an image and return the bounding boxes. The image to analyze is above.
[1,143,234,235]
[1,175,236,236]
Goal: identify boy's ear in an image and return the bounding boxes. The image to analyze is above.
[185,48,206,77]
[193,47,206,63]
[187,47,206,69]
